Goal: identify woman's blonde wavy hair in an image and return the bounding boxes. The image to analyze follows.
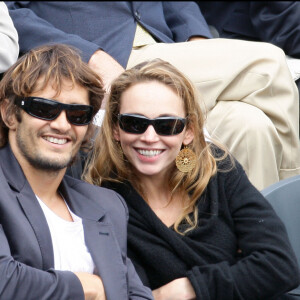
[84,59,232,235]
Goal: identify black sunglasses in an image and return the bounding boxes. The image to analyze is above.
[14,97,94,126]
[118,114,187,136]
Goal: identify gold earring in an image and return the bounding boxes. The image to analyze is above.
[175,146,196,173]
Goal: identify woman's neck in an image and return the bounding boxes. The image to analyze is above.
[138,175,185,228]
[139,174,170,204]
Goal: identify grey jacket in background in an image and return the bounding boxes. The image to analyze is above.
[6,1,211,67]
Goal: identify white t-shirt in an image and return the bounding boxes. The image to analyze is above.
[36,195,95,273]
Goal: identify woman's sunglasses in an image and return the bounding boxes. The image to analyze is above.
[14,97,94,126]
[118,114,187,136]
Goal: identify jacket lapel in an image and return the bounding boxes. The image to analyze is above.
[17,187,54,270]
[60,180,128,299]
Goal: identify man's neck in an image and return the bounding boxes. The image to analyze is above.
[28,167,74,221]
[9,145,67,203]
[8,138,67,202]
[15,156,73,220]
[22,163,66,203]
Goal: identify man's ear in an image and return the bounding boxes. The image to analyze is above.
[0,99,18,130]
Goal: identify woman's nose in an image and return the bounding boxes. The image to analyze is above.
[140,125,160,143]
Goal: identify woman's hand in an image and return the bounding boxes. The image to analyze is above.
[152,277,196,300]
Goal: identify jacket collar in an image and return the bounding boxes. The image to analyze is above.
[59,177,106,222]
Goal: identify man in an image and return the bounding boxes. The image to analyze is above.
[0,44,153,300]
[6,1,300,190]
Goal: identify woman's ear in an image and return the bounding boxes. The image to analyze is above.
[113,125,120,141]
[183,126,194,146]
[0,99,18,130]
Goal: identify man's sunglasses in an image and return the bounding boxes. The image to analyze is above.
[117,114,187,136]
[14,97,94,126]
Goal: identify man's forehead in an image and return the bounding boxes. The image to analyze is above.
[32,76,83,97]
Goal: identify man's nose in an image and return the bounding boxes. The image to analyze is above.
[49,110,72,132]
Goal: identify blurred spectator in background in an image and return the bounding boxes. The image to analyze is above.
[0,1,18,74]
[198,2,300,58]
[6,1,300,190]
[198,1,300,99]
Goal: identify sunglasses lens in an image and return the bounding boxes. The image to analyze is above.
[30,98,60,120]
[118,114,186,136]
[155,119,186,135]
[119,115,148,134]
[67,107,93,125]
[18,97,93,125]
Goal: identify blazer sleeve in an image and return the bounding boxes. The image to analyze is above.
[0,2,19,73]
[186,163,300,299]
[161,1,212,42]
[250,2,300,58]
[5,1,100,62]
[0,224,85,299]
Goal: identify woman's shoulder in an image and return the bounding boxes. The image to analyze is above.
[209,143,243,174]
[208,143,247,196]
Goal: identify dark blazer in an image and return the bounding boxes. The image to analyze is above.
[198,1,300,58]
[0,145,153,300]
[6,1,212,67]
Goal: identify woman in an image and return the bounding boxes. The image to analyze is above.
[84,59,300,299]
